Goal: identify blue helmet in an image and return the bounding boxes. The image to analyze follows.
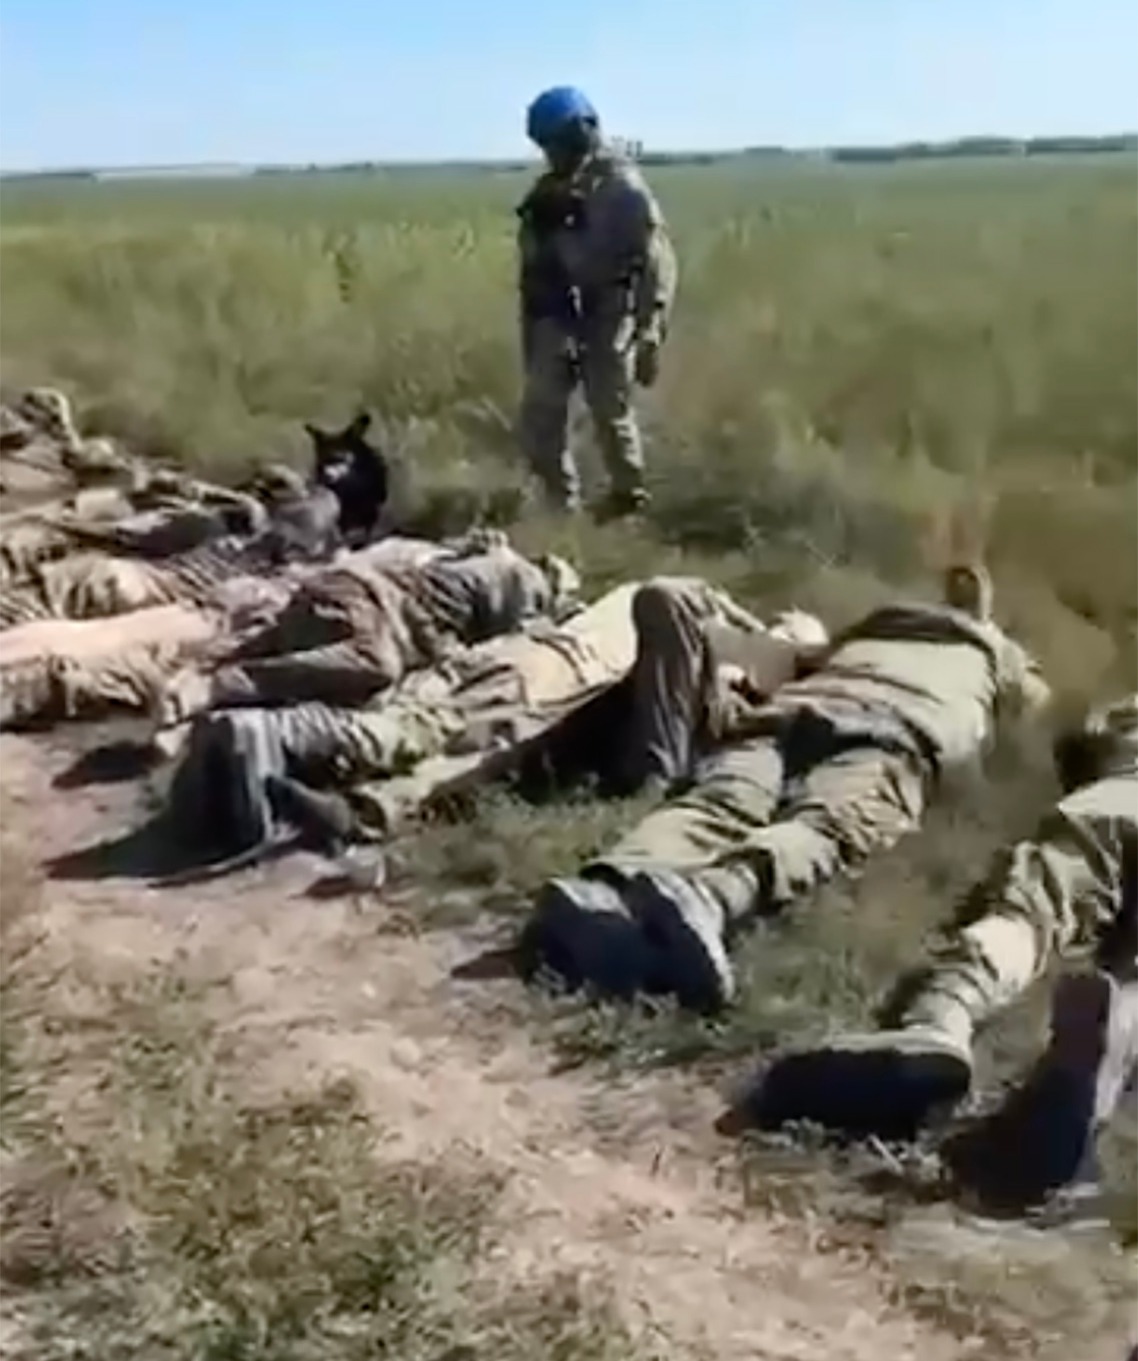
[526,87,598,146]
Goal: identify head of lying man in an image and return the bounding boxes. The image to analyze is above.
[1054,693,1138,791]
[942,562,994,623]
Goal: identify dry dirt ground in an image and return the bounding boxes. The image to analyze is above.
[2,722,1133,1361]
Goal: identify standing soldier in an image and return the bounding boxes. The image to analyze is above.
[516,87,677,518]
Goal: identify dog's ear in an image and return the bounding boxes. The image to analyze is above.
[303,422,326,446]
[347,411,372,440]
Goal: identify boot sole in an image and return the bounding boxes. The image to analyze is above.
[740,1045,972,1141]
[943,972,1117,1210]
[526,878,646,1000]
[626,872,734,1015]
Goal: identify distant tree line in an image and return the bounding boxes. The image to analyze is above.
[298,133,1136,174]
[3,133,1134,182]
[635,133,1137,167]
[823,133,1138,164]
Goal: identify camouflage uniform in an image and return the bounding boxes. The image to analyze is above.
[517,146,677,509]
[0,388,127,479]
[166,583,638,854]
[167,532,578,718]
[0,604,218,729]
[617,576,829,793]
[0,488,144,589]
[0,535,295,632]
[527,568,1050,1012]
[743,696,1137,1207]
[0,471,265,594]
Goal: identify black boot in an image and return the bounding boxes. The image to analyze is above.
[593,487,650,524]
[943,972,1129,1214]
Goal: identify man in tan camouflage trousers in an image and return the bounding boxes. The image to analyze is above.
[157,531,580,728]
[525,565,1051,1013]
[0,461,266,592]
[735,694,1137,1212]
[161,580,823,864]
[0,532,577,733]
[517,88,677,516]
[164,582,641,860]
[0,603,223,730]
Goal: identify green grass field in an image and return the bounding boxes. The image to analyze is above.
[2,156,1137,1357]
[3,157,1136,693]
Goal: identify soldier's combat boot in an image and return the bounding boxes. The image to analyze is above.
[594,486,650,524]
[720,970,983,1140]
[521,869,648,1000]
[625,865,743,1014]
[944,971,1138,1213]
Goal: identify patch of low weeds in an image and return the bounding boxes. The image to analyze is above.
[731,1126,1136,1358]
[0,843,658,1361]
[403,786,650,929]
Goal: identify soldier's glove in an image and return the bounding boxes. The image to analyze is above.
[634,331,663,388]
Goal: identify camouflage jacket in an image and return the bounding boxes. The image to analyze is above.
[516,146,677,334]
[774,602,1050,773]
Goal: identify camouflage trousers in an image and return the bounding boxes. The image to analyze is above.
[572,578,925,919]
[167,696,464,849]
[0,520,77,591]
[618,577,764,791]
[0,552,186,629]
[202,570,440,712]
[168,583,641,846]
[0,492,242,594]
[599,703,928,922]
[519,313,645,509]
[0,605,217,729]
[901,775,1138,1122]
[0,490,140,588]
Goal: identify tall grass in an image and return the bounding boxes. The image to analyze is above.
[2,157,1136,1355]
[2,158,1135,699]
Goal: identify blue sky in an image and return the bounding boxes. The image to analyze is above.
[1,0,1136,171]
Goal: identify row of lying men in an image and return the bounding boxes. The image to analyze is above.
[2,391,1133,1215]
[0,387,388,609]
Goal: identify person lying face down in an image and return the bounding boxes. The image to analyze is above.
[523,564,1051,1014]
[154,576,824,878]
[722,693,1137,1214]
[0,465,269,593]
[158,578,639,866]
[0,601,223,731]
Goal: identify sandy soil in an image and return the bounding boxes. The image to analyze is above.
[2,725,1129,1361]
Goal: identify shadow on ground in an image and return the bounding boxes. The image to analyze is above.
[52,738,160,790]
